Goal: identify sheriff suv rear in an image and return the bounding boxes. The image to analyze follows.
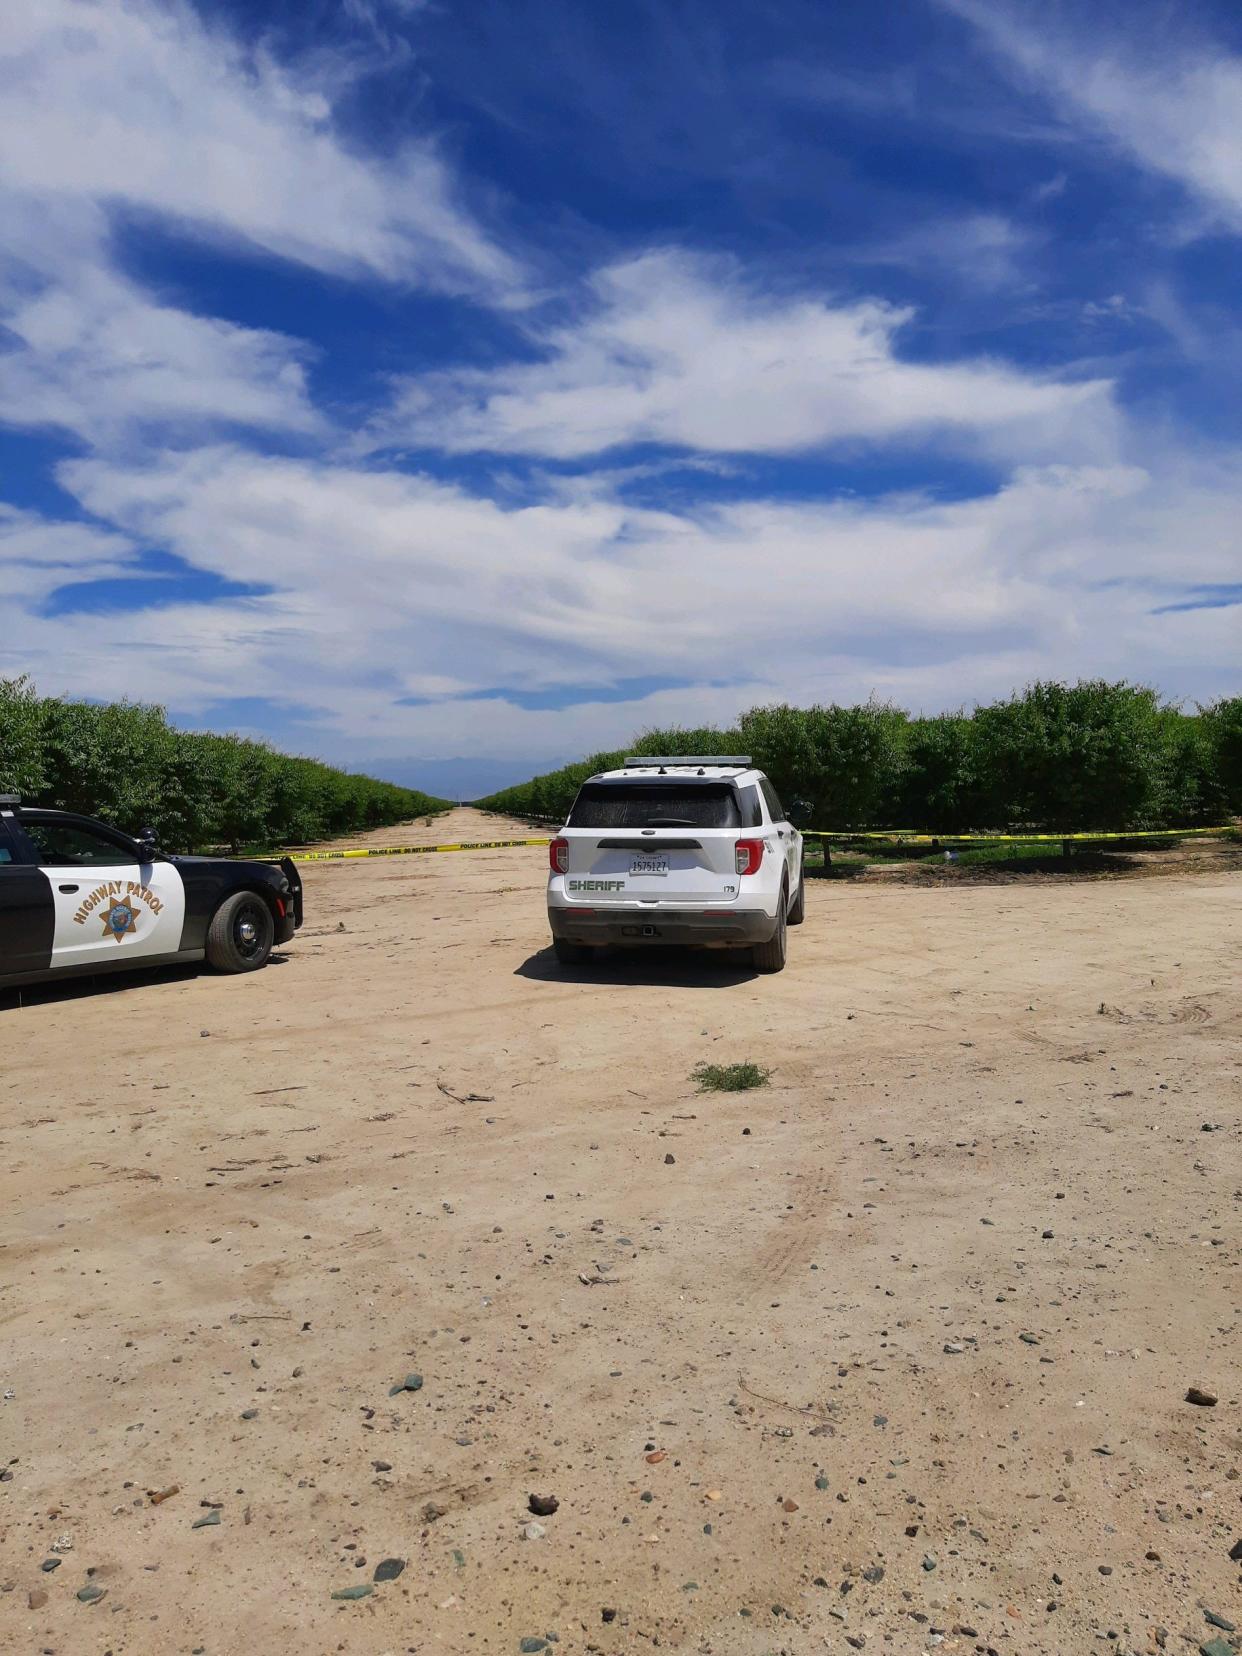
[546,757,806,973]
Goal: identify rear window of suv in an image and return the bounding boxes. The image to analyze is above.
[568,782,742,829]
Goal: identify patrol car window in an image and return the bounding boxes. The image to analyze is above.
[738,785,764,828]
[568,783,742,829]
[760,779,786,822]
[0,846,11,865]
[23,820,134,867]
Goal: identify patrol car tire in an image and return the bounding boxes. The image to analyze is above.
[206,891,275,973]
[751,888,788,973]
[787,856,805,925]
[553,938,593,967]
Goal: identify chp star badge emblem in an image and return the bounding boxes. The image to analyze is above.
[101,896,138,942]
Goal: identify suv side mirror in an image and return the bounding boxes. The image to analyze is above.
[787,799,813,828]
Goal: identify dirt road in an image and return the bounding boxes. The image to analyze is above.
[2,808,1239,1655]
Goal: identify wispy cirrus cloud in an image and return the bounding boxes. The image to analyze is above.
[374,250,1116,461]
[848,211,1043,291]
[0,0,520,293]
[0,0,521,457]
[943,0,1242,233]
[0,502,133,606]
[0,215,322,448]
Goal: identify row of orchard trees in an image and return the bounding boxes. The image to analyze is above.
[478,682,1242,833]
[0,678,448,852]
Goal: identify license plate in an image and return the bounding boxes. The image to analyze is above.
[629,855,669,877]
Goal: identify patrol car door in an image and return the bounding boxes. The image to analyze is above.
[760,779,800,886]
[19,815,186,972]
[0,817,55,979]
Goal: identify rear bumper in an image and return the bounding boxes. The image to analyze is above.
[548,906,776,947]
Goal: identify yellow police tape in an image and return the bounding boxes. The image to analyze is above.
[274,824,1232,861]
[811,825,1231,844]
[283,836,552,861]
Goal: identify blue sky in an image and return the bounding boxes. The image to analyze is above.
[2,0,1239,796]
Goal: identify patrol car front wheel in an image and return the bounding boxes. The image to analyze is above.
[206,891,275,973]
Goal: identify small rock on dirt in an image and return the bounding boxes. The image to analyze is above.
[528,1493,559,1516]
[373,1558,406,1582]
[389,1372,424,1396]
[1186,1386,1218,1407]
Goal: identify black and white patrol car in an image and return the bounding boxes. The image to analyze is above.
[547,756,809,972]
[0,796,302,990]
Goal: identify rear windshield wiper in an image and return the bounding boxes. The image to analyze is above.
[643,816,699,826]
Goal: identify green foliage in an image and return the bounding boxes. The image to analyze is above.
[740,699,908,828]
[0,676,47,799]
[692,1060,771,1092]
[477,679,1238,832]
[970,680,1173,830]
[896,714,982,832]
[1198,696,1242,813]
[0,680,448,852]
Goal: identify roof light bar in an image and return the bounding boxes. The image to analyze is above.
[622,755,751,768]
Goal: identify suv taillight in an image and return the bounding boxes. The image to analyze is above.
[550,837,569,875]
[735,838,764,875]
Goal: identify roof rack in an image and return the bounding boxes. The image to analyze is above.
[622,755,751,768]
[0,794,20,807]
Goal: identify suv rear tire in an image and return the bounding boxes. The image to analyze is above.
[752,889,788,973]
[205,891,275,973]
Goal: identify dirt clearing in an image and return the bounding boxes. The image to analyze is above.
[2,807,1239,1655]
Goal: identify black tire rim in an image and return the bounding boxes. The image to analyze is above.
[233,901,267,960]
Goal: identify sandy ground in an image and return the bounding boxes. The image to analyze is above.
[2,806,1239,1656]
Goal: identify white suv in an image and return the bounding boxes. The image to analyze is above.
[546,756,806,972]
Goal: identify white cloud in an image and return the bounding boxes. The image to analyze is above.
[375,250,1115,460]
[944,0,1242,232]
[2,444,1233,764]
[0,503,133,606]
[0,0,522,455]
[0,0,518,292]
[850,211,1042,291]
[0,229,321,446]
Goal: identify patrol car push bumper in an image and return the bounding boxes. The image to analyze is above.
[277,857,303,942]
[548,905,776,948]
